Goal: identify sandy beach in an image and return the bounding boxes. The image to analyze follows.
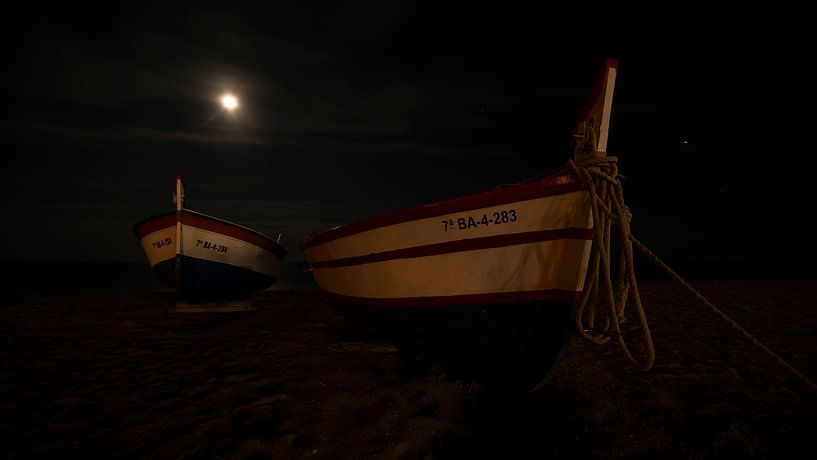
[1,274,815,459]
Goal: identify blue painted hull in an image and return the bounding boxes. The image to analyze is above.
[153,256,276,303]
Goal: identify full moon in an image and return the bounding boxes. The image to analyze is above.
[221,94,238,111]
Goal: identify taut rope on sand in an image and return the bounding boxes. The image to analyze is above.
[568,157,817,396]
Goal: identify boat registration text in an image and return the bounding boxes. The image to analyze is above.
[442,209,517,232]
[195,240,229,253]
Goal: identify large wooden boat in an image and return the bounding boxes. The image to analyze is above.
[134,173,287,303]
[300,59,618,390]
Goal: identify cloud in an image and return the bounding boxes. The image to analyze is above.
[33,123,274,146]
[26,121,506,157]
[6,5,518,149]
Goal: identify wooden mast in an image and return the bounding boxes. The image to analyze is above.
[174,171,185,288]
[573,58,618,161]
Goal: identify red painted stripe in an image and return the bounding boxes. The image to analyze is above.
[133,211,175,238]
[323,289,582,307]
[310,227,593,268]
[133,210,287,258]
[300,175,585,249]
[181,211,287,258]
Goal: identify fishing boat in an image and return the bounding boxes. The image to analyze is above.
[300,59,620,390]
[134,173,287,303]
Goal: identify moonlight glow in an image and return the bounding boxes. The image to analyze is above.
[221,94,238,111]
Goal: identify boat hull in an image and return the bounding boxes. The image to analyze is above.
[334,297,576,390]
[301,174,593,389]
[134,210,286,302]
[151,256,277,302]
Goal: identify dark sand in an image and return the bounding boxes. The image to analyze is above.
[2,277,816,459]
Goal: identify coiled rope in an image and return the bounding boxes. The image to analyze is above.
[567,156,654,371]
[567,156,817,396]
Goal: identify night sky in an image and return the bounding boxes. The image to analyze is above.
[3,4,815,271]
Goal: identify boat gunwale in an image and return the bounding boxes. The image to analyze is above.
[299,173,585,249]
[133,209,287,258]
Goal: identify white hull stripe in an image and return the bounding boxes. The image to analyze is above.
[304,190,592,263]
[300,175,584,249]
[312,238,593,300]
[139,224,282,277]
[139,226,176,268]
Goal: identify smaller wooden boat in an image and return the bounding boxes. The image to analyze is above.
[134,173,286,302]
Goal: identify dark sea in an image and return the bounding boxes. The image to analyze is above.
[0,260,317,292]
